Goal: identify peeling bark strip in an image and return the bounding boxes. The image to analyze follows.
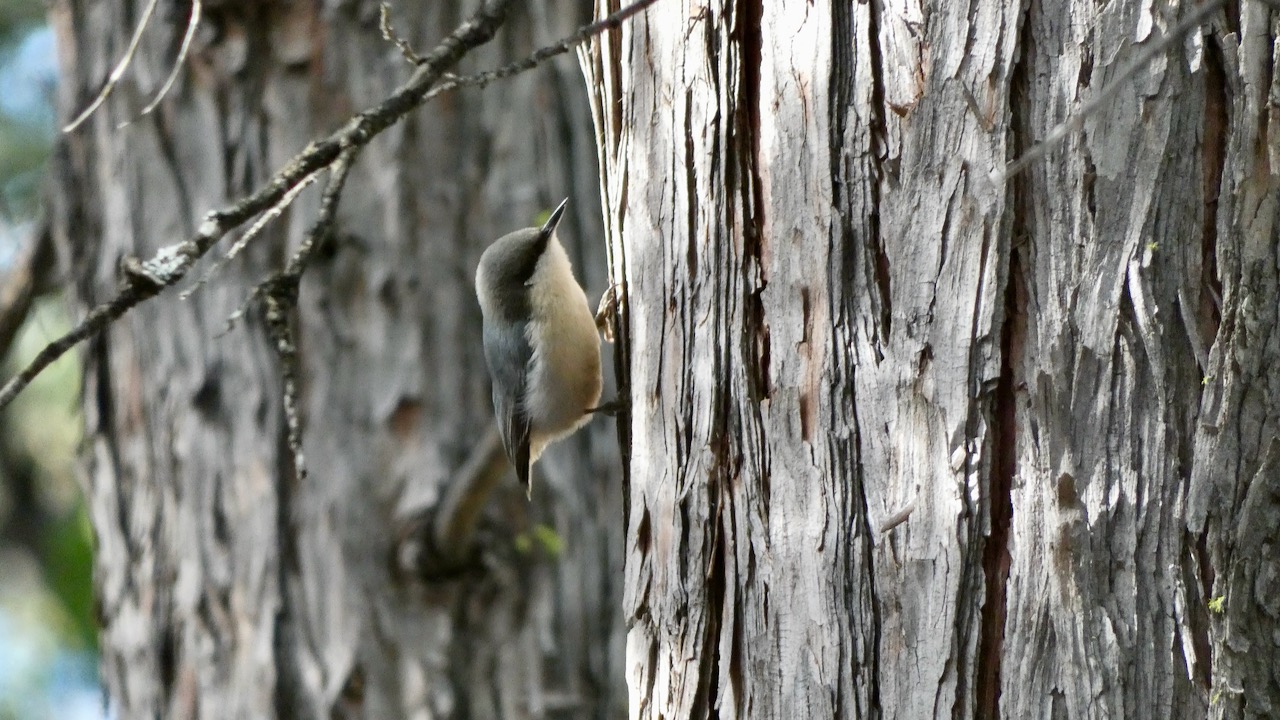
[588,0,1280,717]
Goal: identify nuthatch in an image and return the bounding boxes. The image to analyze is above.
[474,199,602,489]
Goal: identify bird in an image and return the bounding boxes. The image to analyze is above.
[474,199,603,491]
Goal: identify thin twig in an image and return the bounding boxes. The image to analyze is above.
[264,292,306,481]
[121,0,203,126]
[379,2,423,65]
[63,0,161,133]
[0,0,519,410]
[995,0,1225,184]
[181,167,323,301]
[878,501,917,534]
[225,150,357,332]
[0,283,161,408]
[260,150,355,484]
[279,151,356,281]
[423,0,662,101]
[0,218,55,363]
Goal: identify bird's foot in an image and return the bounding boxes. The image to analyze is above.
[588,398,627,417]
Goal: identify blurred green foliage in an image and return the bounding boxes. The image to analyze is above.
[42,509,96,649]
[514,523,565,558]
[4,299,91,650]
[0,0,94,660]
[0,1,99,715]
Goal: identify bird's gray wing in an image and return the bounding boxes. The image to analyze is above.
[482,318,533,487]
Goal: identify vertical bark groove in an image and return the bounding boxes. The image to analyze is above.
[864,0,892,344]
[1200,38,1226,359]
[975,245,1021,718]
[973,3,1034,711]
[830,1,885,715]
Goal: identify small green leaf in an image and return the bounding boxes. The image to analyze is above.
[532,524,564,558]
[1208,595,1225,614]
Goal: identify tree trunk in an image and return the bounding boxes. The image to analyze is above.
[582,0,1279,718]
[51,1,624,717]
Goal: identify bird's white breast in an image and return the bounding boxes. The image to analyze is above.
[524,235,602,459]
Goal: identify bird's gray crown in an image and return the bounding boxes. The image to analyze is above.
[477,199,569,321]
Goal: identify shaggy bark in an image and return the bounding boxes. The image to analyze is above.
[583,0,1279,717]
[50,1,623,717]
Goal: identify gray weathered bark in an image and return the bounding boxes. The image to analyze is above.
[582,0,1278,717]
[51,0,624,717]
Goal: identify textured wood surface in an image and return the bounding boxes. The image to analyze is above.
[583,0,1279,717]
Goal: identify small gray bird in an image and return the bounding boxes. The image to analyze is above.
[474,199,603,490]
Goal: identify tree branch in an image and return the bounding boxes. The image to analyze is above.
[265,293,305,481]
[121,0,203,127]
[380,3,423,66]
[431,429,510,571]
[182,167,325,302]
[0,0,518,410]
[0,218,54,364]
[259,149,356,485]
[424,0,661,101]
[62,0,160,133]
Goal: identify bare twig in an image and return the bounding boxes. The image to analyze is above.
[278,151,357,282]
[0,281,160,409]
[424,0,662,101]
[123,0,203,126]
[223,150,356,332]
[181,167,324,302]
[0,0,518,410]
[0,218,55,363]
[63,0,161,133]
[995,0,1225,184]
[265,292,305,480]
[257,151,355,486]
[878,501,917,534]
[379,2,423,65]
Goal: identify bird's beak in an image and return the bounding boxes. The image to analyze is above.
[540,198,569,237]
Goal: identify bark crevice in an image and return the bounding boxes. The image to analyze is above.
[735,0,770,405]
[1199,37,1226,359]
[972,1,1034,712]
[975,244,1021,719]
[865,0,892,347]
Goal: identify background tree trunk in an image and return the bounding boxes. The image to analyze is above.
[583,0,1278,718]
[50,1,625,717]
